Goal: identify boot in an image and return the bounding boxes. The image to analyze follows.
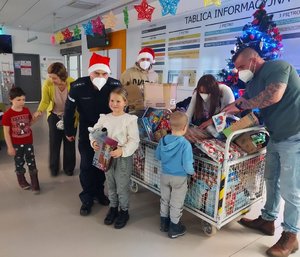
[160,217,170,232]
[114,209,129,229]
[16,173,31,190]
[239,215,275,236]
[30,173,40,194]
[104,207,119,225]
[168,221,186,239]
[266,231,299,257]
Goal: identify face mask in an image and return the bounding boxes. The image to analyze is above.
[200,93,210,102]
[92,77,107,91]
[238,70,254,83]
[238,60,255,83]
[139,61,151,70]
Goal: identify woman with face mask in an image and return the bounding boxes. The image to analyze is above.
[186,74,235,130]
[120,47,158,87]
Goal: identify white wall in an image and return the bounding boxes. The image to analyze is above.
[1,28,63,87]
[4,28,61,57]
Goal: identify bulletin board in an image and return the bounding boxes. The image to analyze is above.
[137,0,300,100]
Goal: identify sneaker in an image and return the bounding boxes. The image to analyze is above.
[168,221,186,239]
[160,217,170,232]
[104,207,119,225]
[239,215,275,236]
[114,209,129,229]
[80,204,92,216]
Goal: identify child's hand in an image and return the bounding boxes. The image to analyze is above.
[91,141,100,151]
[110,147,122,158]
[7,146,16,156]
[32,111,42,120]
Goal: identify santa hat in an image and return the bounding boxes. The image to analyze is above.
[88,53,111,75]
[137,47,155,64]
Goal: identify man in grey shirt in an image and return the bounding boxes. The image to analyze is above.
[223,47,300,257]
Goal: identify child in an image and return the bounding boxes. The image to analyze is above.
[155,111,194,238]
[2,87,40,194]
[89,87,139,229]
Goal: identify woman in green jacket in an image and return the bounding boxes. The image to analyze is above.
[33,63,77,176]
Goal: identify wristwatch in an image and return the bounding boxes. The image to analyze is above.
[235,102,244,111]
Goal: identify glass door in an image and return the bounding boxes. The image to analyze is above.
[65,54,82,79]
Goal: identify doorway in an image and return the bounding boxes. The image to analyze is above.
[64,54,82,80]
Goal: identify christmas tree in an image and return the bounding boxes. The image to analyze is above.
[218,0,283,97]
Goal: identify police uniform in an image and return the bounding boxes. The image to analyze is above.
[64,76,121,209]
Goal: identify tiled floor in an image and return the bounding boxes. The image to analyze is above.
[0,104,294,257]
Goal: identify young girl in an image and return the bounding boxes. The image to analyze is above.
[89,87,140,229]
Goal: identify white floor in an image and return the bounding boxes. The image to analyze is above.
[0,104,296,257]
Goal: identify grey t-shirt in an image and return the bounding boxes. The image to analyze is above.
[245,60,300,142]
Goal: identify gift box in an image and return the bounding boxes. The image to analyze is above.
[144,82,177,109]
[89,127,119,172]
[223,112,259,137]
[234,131,267,154]
[92,135,118,172]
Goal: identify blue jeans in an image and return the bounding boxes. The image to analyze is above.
[262,131,300,233]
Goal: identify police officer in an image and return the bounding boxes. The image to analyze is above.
[64,53,121,216]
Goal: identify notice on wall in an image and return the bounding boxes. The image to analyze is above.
[139,0,299,100]
[20,61,32,76]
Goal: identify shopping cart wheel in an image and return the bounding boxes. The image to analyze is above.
[130,181,139,193]
[201,221,217,236]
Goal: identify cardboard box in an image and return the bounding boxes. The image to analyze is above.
[223,112,259,137]
[144,82,177,109]
[234,131,263,154]
[125,84,144,112]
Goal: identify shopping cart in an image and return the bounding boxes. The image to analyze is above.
[131,127,267,236]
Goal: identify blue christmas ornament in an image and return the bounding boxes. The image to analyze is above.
[159,0,180,16]
[83,21,94,36]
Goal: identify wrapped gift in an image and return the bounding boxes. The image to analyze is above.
[89,127,118,172]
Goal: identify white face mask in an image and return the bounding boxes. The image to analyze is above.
[92,77,107,91]
[139,61,151,70]
[238,70,254,83]
[238,60,255,83]
[200,93,210,102]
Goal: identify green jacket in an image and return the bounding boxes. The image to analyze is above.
[37,77,79,127]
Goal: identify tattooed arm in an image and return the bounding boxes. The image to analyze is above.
[223,82,287,114]
[240,82,287,110]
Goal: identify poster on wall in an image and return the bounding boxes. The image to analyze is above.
[139,0,300,100]
[20,61,32,76]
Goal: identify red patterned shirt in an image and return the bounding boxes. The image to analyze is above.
[2,107,33,145]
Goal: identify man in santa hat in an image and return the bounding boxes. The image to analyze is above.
[64,53,121,216]
[121,47,158,87]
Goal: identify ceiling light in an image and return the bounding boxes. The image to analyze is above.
[27,36,38,42]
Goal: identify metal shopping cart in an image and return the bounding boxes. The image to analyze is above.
[131,127,267,236]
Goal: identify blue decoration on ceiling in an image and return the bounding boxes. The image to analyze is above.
[82,21,94,36]
[159,0,180,16]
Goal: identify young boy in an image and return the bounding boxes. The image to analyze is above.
[2,87,40,194]
[155,111,194,238]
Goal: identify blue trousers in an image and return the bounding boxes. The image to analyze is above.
[262,131,300,233]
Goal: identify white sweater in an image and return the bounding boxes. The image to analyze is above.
[89,113,140,157]
[186,83,235,123]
